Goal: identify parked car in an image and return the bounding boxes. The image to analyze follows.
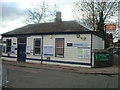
[113,50,118,54]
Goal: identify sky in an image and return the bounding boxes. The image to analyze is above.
[0,0,79,35]
[0,0,119,41]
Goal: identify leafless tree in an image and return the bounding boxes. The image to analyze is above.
[73,0,118,33]
[25,1,57,24]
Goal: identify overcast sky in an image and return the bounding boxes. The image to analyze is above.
[0,0,119,41]
[0,0,79,34]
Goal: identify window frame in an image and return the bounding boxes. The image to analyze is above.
[55,38,64,58]
[6,39,12,53]
[33,38,41,56]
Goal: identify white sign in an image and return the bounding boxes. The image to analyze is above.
[44,46,55,56]
[26,46,31,54]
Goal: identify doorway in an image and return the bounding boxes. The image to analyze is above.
[17,37,26,62]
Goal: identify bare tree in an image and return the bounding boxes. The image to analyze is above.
[73,0,118,33]
[25,1,57,24]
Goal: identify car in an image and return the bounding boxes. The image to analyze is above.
[113,50,118,54]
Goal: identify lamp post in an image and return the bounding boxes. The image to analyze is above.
[104,24,107,49]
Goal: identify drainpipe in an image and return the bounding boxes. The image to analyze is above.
[41,35,43,64]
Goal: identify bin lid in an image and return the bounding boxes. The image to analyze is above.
[92,49,109,53]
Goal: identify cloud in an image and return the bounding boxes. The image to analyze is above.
[0,0,78,34]
[0,1,27,34]
[1,1,26,21]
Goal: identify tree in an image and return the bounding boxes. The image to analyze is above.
[73,0,118,34]
[25,1,57,24]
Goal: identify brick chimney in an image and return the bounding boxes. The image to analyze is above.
[55,12,62,22]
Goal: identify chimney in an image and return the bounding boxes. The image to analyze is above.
[55,12,62,22]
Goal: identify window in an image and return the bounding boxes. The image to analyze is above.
[55,38,64,57]
[34,39,41,55]
[6,39,12,53]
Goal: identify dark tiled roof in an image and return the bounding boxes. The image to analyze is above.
[2,21,90,35]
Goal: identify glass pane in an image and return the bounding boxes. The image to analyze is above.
[7,47,11,53]
[34,48,40,54]
[19,38,26,43]
[56,40,63,47]
[56,48,63,55]
[35,39,41,46]
[7,39,11,46]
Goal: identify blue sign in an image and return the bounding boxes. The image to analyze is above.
[72,43,88,47]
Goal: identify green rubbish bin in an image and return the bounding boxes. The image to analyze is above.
[93,49,113,68]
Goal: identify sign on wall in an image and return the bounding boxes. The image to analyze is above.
[67,43,89,47]
[44,46,55,56]
[78,48,91,59]
[11,46,15,53]
[73,43,88,47]
[26,46,31,54]
[3,46,6,52]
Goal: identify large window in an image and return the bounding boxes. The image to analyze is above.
[6,39,12,53]
[34,39,41,55]
[55,38,64,57]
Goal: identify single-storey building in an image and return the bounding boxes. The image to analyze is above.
[1,12,105,68]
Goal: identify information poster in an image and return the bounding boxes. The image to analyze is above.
[26,46,31,54]
[78,48,91,59]
[44,46,54,56]
[3,46,6,52]
[11,46,15,53]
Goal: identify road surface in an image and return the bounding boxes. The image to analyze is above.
[2,63,118,88]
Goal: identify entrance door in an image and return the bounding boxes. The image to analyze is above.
[17,37,26,62]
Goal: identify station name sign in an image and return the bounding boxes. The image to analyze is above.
[67,43,88,47]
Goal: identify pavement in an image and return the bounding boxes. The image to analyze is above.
[1,58,119,75]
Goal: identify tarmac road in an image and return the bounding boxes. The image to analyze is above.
[2,63,118,88]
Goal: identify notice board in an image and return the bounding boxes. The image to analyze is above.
[78,48,91,59]
[44,46,55,56]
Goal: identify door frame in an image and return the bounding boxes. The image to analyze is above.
[17,37,26,62]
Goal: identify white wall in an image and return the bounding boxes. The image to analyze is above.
[91,34,105,67]
[92,34,104,49]
[2,34,104,67]
[26,34,92,67]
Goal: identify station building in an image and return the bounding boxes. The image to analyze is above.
[1,12,105,67]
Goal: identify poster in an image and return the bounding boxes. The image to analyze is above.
[78,48,91,59]
[26,46,31,54]
[3,46,6,52]
[11,46,15,53]
[44,46,54,56]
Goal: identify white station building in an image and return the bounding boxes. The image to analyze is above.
[1,12,105,68]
